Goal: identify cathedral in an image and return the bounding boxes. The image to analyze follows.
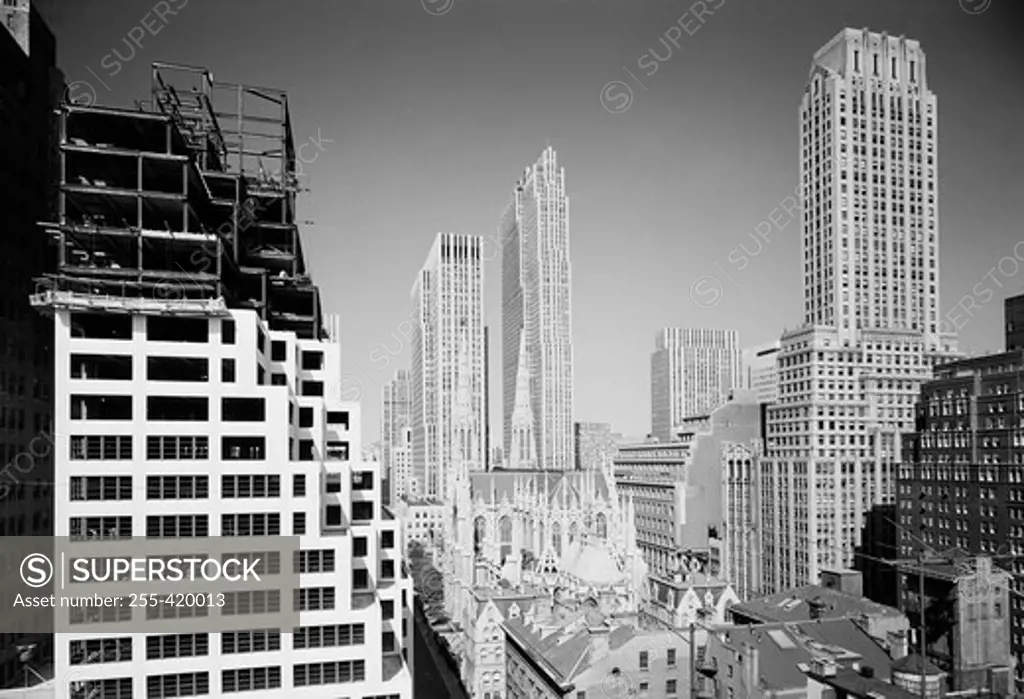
[430,331,649,698]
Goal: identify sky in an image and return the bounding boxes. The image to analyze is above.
[38,0,1024,444]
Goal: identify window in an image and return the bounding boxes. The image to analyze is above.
[299,440,315,461]
[301,351,323,370]
[292,624,364,649]
[854,49,860,72]
[667,648,676,667]
[294,587,336,611]
[352,471,373,490]
[295,549,336,574]
[639,650,649,670]
[353,569,369,590]
[326,441,349,460]
[326,411,349,427]
[146,515,209,538]
[147,397,208,421]
[71,354,132,380]
[222,358,236,383]
[147,316,208,343]
[352,502,373,522]
[299,407,314,428]
[221,319,236,344]
[70,435,132,460]
[382,600,394,620]
[666,679,677,695]
[69,516,132,541]
[271,373,287,386]
[326,475,342,493]
[221,666,281,693]
[222,590,281,616]
[873,53,879,76]
[79,679,131,698]
[293,513,306,535]
[293,474,306,497]
[221,630,281,655]
[381,531,394,549]
[325,505,342,528]
[301,380,323,397]
[381,559,395,580]
[147,436,209,460]
[71,313,132,340]
[71,395,132,420]
[222,398,265,422]
[147,357,209,382]
[222,437,265,460]
[910,59,916,82]
[70,638,132,665]
[146,634,209,660]
[222,513,281,536]
[353,537,368,557]
[222,475,280,498]
[70,476,132,501]
[271,341,287,362]
[146,671,209,698]
[147,476,209,500]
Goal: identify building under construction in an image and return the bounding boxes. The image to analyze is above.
[34,61,325,339]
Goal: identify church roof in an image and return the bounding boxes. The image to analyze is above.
[469,469,611,505]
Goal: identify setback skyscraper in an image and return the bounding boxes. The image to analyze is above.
[501,147,574,471]
[382,369,410,503]
[650,328,742,442]
[760,28,959,592]
[410,233,485,499]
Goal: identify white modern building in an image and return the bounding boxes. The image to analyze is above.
[759,28,960,592]
[742,340,781,404]
[410,233,485,499]
[38,303,414,698]
[650,328,742,442]
[24,64,413,698]
[381,370,410,504]
[501,147,574,472]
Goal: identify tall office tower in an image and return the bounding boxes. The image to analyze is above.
[573,421,615,471]
[30,63,412,698]
[484,326,490,470]
[742,341,781,404]
[760,29,959,593]
[0,0,62,685]
[650,328,742,442]
[501,147,574,471]
[382,370,410,503]
[410,233,485,499]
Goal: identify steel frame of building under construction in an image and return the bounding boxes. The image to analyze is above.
[32,61,325,339]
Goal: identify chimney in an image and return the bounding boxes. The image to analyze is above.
[887,630,908,661]
[808,597,827,620]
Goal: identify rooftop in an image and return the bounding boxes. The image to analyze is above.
[730,584,904,624]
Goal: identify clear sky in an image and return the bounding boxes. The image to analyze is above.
[40,0,1024,444]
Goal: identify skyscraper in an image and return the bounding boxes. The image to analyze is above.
[0,0,61,685]
[501,147,574,471]
[760,28,959,592]
[382,369,410,503]
[410,233,485,499]
[650,328,741,442]
[31,62,412,698]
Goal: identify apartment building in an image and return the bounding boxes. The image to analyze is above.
[26,62,413,698]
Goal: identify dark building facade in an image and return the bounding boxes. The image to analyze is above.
[1006,294,1024,351]
[855,503,899,609]
[899,349,1021,692]
[0,0,61,687]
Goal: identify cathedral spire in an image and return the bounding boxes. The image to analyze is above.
[508,334,537,469]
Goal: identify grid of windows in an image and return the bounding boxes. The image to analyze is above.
[70,435,132,460]
[292,623,366,649]
[222,667,282,693]
[292,660,365,687]
[146,671,210,698]
[146,436,209,460]
[147,475,209,500]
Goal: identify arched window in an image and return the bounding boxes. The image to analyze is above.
[499,516,513,562]
[552,522,562,557]
[596,512,608,539]
[474,516,486,555]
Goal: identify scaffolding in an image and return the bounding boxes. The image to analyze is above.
[32,61,325,339]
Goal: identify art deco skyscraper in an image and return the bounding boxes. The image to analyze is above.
[382,369,410,502]
[411,233,485,498]
[759,28,959,592]
[501,147,574,471]
[650,328,741,442]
